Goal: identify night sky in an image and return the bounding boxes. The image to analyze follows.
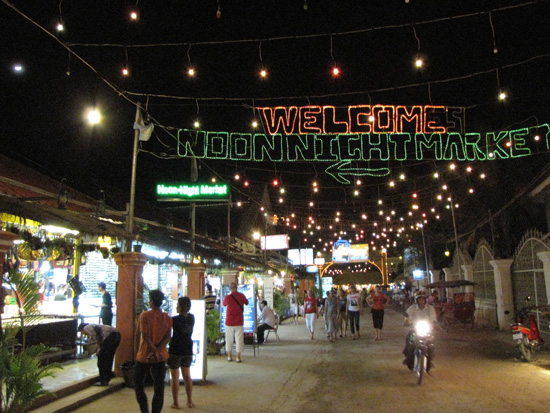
[1,0,550,261]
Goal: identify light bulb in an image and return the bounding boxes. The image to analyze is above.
[130,11,138,20]
[193,120,200,128]
[122,67,129,76]
[188,68,195,77]
[252,120,258,128]
[332,67,340,76]
[56,22,64,31]
[499,91,507,100]
[415,58,423,68]
[260,68,267,78]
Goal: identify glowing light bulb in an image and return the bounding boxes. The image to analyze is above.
[534,135,540,141]
[252,120,258,128]
[415,58,423,68]
[87,108,101,125]
[193,120,200,128]
[469,188,474,193]
[187,68,195,77]
[499,91,507,100]
[244,180,250,187]
[260,68,267,78]
[234,174,240,180]
[122,67,129,76]
[399,173,406,180]
[368,115,375,122]
[56,22,64,31]
[332,67,340,76]
[272,179,279,186]
[130,11,138,20]
[480,173,486,179]
[13,64,23,73]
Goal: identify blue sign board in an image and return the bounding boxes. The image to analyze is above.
[220,284,256,334]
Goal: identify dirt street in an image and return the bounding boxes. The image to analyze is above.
[74,309,550,413]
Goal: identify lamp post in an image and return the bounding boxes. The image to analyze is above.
[126,103,142,251]
[449,196,461,279]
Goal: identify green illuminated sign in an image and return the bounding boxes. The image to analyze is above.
[156,183,229,201]
[177,124,549,184]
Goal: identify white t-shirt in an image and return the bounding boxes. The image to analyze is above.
[347,293,362,312]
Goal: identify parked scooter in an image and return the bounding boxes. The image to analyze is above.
[510,298,545,362]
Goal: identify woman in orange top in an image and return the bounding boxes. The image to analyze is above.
[367,285,390,341]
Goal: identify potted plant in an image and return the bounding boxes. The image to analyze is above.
[206,309,223,355]
[0,268,62,412]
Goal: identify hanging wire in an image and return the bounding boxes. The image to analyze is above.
[489,11,498,54]
[259,40,263,64]
[428,82,433,105]
[412,25,421,56]
[330,35,336,64]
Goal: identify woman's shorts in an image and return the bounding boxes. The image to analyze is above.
[168,354,193,369]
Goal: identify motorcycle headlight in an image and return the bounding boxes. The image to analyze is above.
[415,320,431,337]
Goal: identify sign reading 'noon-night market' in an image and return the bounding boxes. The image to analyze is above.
[176,105,549,183]
[156,183,229,201]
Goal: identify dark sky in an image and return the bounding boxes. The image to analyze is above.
[1,0,550,257]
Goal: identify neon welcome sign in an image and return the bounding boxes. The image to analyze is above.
[176,105,550,184]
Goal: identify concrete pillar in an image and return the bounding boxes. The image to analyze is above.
[0,231,18,317]
[187,263,206,300]
[536,251,550,304]
[490,259,514,330]
[462,264,474,293]
[113,252,148,376]
[221,268,240,286]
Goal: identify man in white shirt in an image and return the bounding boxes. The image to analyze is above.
[257,300,276,344]
[403,294,436,369]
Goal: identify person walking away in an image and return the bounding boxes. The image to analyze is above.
[95,282,113,326]
[338,290,348,338]
[367,285,391,341]
[134,289,172,413]
[168,296,195,409]
[288,288,299,324]
[222,282,249,362]
[256,300,276,344]
[304,288,318,340]
[78,323,121,386]
[324,289,339,342]
[204,284,217,313]
[346,285,363,340]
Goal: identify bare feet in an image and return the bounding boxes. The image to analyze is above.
[187,400,194,408]
[171,403,182,410]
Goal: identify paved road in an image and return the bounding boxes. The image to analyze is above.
[72,308,550,413]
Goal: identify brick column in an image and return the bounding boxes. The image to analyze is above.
[113,252,148,376]
[490,259,514,330]
[187,263,206,300]
[221,268,240,286]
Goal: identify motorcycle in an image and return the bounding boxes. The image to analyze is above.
[510,305,544,362]
[409,320,434,385]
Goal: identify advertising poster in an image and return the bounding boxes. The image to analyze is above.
[220,284,256,334]
[171,299,207,381]
[263,276,274,309]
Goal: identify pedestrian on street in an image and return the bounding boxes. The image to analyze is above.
[78,323,121,386]
[203,283,217,313]
[222,282,249,363]
[338,289,348,338]
[324,289,339,342]
[367,285,391,341]
[95,282,113,326]
[346,285,363,339]
[168,296,195,409]
[134,289,172,413]
[288,288,299,324]
[304,288,318,340]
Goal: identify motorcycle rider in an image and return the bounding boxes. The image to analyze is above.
[402,293,437,370]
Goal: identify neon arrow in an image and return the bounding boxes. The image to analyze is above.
[325,161,390,184]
